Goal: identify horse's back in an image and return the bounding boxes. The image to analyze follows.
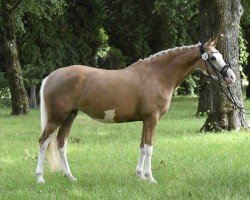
[44,65,96,102]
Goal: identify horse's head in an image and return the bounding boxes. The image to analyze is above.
[198,38,236,85]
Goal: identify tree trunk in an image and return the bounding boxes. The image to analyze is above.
[196,74,212,116]
[199,0,248,131]
[29,85,38,108]
[1,1,29,115]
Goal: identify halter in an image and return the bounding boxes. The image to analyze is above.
[199,42,249,114]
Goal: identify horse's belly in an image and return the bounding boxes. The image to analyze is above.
[91,109,116,123]
[81,106,141,123]
[79,95,140,122]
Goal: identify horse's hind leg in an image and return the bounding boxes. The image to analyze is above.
[57,110,78,181]
[36,122,60,183]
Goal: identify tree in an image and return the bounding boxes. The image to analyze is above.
[199,0,248,131]
[196,74,212,116]
[0,0,29,115]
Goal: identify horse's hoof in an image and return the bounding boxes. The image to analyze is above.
[136,171,147,181]
[148,178,158,184]
[65,173,77,182]
[69,176,77,182]
[145,174,158,183]
[37,176,45,183]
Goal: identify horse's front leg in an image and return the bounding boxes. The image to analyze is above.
[136,114,158,183]
[136,136,146,180]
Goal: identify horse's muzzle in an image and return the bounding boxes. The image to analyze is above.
[223,67,236,85]
[220,64,230,78]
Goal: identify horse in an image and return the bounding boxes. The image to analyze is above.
[35,38,236,183]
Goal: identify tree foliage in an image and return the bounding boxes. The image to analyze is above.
[241,0,250,98]
[2,0,248,109]
[104,0,199,64]
[103,0,199,94]
[0,0,105,108]
[241,0,250,27]
[17,0,105,86]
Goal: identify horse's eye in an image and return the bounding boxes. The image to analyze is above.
[211,56,216,61]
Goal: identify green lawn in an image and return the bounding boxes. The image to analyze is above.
[0,97,249,200]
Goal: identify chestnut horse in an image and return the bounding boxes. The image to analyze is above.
[35,39,236,183]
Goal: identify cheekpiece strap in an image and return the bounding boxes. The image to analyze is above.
[199,42,208,61]
[199,41,205,54]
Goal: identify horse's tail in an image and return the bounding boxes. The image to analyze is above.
[40,77,61,171]
[40,77,48,132]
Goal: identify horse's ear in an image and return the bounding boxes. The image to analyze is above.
[204,38,212,48]
[210,38,218,47]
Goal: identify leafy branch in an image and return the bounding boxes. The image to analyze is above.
[11,0,22,11]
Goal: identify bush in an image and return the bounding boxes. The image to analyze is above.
[0,72,11,107]
[97,46,127,70]
[177,74,199,96]
[0,87,11,107]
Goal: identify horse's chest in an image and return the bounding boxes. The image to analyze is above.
[151,91,171,116]
[159,101,171,116]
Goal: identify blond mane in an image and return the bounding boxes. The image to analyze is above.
[140,43,200,62]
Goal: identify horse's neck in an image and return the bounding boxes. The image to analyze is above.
[146,47,201,89]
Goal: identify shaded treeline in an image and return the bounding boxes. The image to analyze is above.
[0,0,249,113]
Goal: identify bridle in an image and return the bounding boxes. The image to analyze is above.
[199,43,231,79]
[199,42,249,114]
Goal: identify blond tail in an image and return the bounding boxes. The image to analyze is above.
[40,77,61,171]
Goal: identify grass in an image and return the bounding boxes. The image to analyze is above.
[0,97,249,200]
